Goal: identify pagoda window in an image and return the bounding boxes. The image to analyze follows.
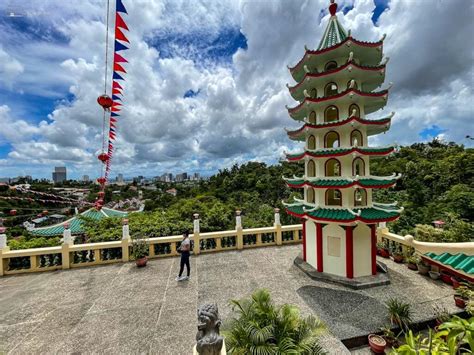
[310,88,317,98]
[307,160,316,177]
[326,189,342,206]
[309,111,316,124]
[325,158,341,177]
[324,131,340,148]
[308,135,316,150]
[347,79,358,90]
[354,188,367,207]
[324,61,337,71]
[307,188,315,204]
[352,158,365,176]
[349,104,360,117]
[351,130,363,146]
[325,82,338,96]
[324,106,339,122]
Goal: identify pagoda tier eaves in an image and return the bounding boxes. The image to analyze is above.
[286,114,393,141]
[288,60,386,101]
[287,88,389,120]
[283,174,401,189]
[285,146,395,162]
[288,36,384,83]
[284,201,401,224]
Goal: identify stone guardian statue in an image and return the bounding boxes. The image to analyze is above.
[194,303,225,355]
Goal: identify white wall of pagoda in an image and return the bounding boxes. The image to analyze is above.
[322,223,346,277]
[353,223,372,277]
[305,220,317,268]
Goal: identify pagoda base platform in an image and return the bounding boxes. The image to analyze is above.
[294,256,390,289]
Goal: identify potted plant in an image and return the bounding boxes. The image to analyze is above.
[406,254,420,270]
[392,251,404,263]
[368,334,386,354]
[451,276,461,289]
[454,285,471,309]
[132,237,149,267]
[440,270,452,285]
[380,325,399,348]
[429,270,440,280]
[377,242,390,258]
[417,260,430,275]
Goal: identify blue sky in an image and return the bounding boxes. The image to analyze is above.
[0,0,472,179]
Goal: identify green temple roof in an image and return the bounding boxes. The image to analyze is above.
[30,207,128,237]
[286,146,395,161]
[287,115,393,141]
[285,203,400,223]
[424,252,474,275]
[285,177,398,189]
[318,14,348,50]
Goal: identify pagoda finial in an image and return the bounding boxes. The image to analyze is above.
[329,0,337,16]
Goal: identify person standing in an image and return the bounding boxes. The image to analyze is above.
[176,231,191,281]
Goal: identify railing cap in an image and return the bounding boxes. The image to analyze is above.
[122,218,129,225]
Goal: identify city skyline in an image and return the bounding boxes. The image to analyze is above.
[0,0,473,179]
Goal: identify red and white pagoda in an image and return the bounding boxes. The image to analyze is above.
[283,0,402,279]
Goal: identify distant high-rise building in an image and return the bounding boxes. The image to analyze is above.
[116,174,124,183]
[193,172,200,180]
[175,173,188,182]
[82,175,90,182]
[52,167,67,184]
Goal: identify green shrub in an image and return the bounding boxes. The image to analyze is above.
[224,289,326,354]
[8,237,61,250]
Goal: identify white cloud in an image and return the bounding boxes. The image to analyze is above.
[0,47,24,87]
[0,0,472,178]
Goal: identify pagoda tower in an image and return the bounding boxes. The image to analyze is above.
[283,0,402,280]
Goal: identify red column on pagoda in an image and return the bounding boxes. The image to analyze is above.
[302,219,307,261]
[370,224,377,275]
[316,223,323,272]
[345,226,355,279]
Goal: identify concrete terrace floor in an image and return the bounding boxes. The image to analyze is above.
[0,245,459,354]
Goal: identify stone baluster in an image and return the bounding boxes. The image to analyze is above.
[122,219,131,261]
[193,213,200,255]
[274,208,282,245]
[236,210,243,250]
[0,224,8,276]
[61,222,72,270]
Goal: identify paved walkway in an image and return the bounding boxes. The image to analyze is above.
[0,245,458,354]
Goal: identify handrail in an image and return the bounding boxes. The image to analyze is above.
[377,227,474,256]
[0,223,303,276]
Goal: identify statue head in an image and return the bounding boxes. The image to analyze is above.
[197,303,221,333]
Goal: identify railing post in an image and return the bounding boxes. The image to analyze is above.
[0,225,8,276]
[122,219,131,262]
[236,210,243,250]
[377,222,389,243]
[61,222,72,270]
[193,213,200,255]
[274,208,282,245]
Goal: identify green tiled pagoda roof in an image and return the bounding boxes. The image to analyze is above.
[286,177,397,189]
[287,115,392,141]
[318,16,348,50]
[286,146,395,161]
[30,208,128,237]
[424,252,474,275]
[285,203,400,223]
